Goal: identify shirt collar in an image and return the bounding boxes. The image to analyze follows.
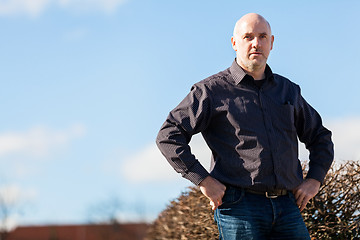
[230,59,274,85]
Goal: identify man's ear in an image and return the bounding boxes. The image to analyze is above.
[231,36,237,51]
[270,35,274,50]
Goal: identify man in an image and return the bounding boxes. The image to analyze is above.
[156,13,334,239]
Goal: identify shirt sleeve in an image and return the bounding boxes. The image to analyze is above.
[156,84,212,185]
[294,87,334,183]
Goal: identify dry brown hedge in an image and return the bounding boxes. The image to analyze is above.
[145,186,218,240]
[302,161,360,239]
[146,160,360,240]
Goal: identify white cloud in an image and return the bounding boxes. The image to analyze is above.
[58,0,127,14]
[121,134,211,183]
[121,143,179,182]
[326,116,360,162]
[0,0,127,17]
[0,184,37,230]
[0,0,50,17]
[0,124,86,158]
[0,184,36,206]
[299,117,360,163]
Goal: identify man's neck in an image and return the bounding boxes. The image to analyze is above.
[242,67,266,80]
[247,71,266,80]
[236,60,266,80]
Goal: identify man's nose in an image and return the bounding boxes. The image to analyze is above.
[252,37,260,48]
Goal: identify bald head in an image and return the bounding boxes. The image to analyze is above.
[231,13,274,79]
[233,13,272,38]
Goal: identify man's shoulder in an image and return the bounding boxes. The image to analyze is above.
[273,73,300,89]
[195,67,232,88]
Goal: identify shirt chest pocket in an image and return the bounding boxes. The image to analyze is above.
[271,103,296,132]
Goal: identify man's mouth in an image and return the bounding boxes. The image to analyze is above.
[250,52,262,56]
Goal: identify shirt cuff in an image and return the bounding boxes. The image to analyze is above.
[182,162,210,186]
[305,164,327,184]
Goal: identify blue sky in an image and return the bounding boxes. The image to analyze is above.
[0,0,359,228]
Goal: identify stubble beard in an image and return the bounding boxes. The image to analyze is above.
[242,58,265,73]
[244,55,267,72]
[237,52,268,74]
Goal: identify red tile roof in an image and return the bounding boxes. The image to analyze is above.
[6,223,149,240]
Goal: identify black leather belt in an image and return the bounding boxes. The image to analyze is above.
[245,189,288,198]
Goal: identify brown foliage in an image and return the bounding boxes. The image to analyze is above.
[302,160,360,239]
[146,160,360,240]
[145,187,218,240]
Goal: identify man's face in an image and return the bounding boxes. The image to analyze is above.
[231,17,274,73]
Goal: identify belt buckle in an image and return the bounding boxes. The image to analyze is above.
[265,192,278,199]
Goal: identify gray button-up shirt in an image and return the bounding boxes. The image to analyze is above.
[156,60,334,191]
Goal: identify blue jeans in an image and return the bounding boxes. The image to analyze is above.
[214,186,311,240]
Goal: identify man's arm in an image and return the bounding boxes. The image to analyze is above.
[295,93,334,184]
[156,84,212,185]
[292,88,333,211]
